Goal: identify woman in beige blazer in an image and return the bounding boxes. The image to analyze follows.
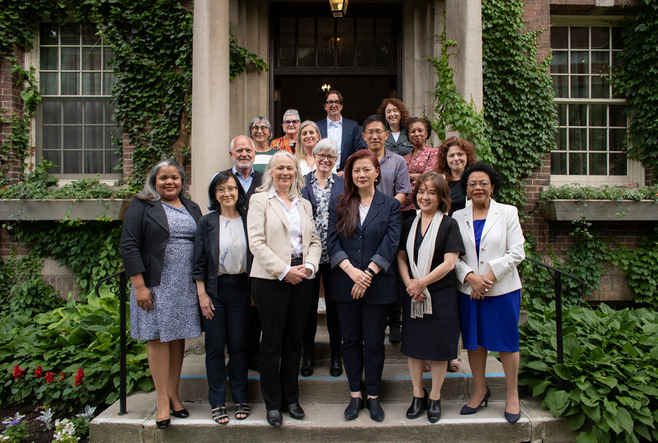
[247,151,322,427]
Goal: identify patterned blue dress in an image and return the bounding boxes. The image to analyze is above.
[130,202,202,342]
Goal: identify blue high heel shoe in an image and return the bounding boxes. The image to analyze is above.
[460,387,490,415]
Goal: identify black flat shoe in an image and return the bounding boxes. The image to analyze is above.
[389,325,401,344]
[170,402,189,418]
[344,397,364,420]
[366,397,385,422]
[266,409,282,427]
[300,353,314,377]
[460,386,490,415]
[329,351,343,377]
[156,418,170,429]
[428,399,441,423]
[406,388,428,419]
[285,403,305,419]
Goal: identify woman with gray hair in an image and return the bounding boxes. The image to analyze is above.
[300,138,344,377]
[120,159,203,429]
[270,109,301,154]
[247,151,322,426]
[296,120,321,175]
[248,116,276,174]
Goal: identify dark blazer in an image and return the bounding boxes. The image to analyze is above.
[120,196,202,287]
[192,209,252,299]
[223,167,263,211]
[316,117,364,172]
[301,172,345,218]
[384,130,414,156]
[327,190,401,304]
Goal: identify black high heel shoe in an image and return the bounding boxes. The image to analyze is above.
[460,386,490,415]
[505,403,521,423]
[156,418,170,429]
[170,401,189,418]
[406,388,428,419]
[427,399,441,423]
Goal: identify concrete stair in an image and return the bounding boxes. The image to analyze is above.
[91,323,578,442]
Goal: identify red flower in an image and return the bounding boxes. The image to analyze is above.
[12,365,25,380]
[35,365,43,378]
[74,367,84,386]
[44,371,55,383]
[59,372,67,381]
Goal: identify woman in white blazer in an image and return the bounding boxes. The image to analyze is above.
[247,151,322,427]
[452,163,525,424]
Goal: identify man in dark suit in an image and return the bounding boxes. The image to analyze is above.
[315,90,364,175]
[224,135,263,372]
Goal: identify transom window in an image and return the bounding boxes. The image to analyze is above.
[38,23,122,176]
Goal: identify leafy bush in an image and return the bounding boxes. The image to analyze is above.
[519,301,658,443]
[541,183,658,202]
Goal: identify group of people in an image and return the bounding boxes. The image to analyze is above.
[120,92,526,429]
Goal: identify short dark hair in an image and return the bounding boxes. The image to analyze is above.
[460,162,502,197]
[405,117,432,141]
[324,90,343,104]
[411,172,451,214]
[363,114,390,132]
[207,171,247,212]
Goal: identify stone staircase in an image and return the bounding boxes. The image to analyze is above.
[91,321,577,442]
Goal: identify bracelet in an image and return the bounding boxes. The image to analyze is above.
[365,268,376,278]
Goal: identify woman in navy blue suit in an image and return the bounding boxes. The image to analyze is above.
[328,149,401,422]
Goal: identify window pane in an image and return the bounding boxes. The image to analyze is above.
[105,102,117,124]
[571,76,589,98]
[611,51,622,74]
[85,151,104,174]
[589,153,607,175]
[591,52,609,74]
[557,104,567,126]
[298,18,315,67]
[609,105,626,127]
[569,153,587,175]
[84,102,104,124]
[61,72,79,95]
[61,47,80,70]
[105,150,121,174]
[611,27,623,50]
[81,24,99,45]
[590,105,606,127]
[41,73,58,95]
[42,151,61,173]
[590,27,609,49]
[571,51,589,74]
[85,126,104,149]
[63,102,82,124]
[42,101,61,124]
[551,51,568,74]
[569,104,587,127]
[60,25,79,45]
[591,76,609,99]
[609,153,627,175]
[569,128,587,151]
[555,128,567,150]
[41,47,58,70]
[551,27,568,49]
[570,27,589,49]
[63,126,82,149]
[106,126,122,149]
[357,18,374,67]
[103,47,114,70]
[63,151,82,174]
[551,152,567,174]
[609,128,626,151]
[552,75,568,98]
[337,18,354,67]
[82,47,102,70]
[42,127,61,149]
[40,23,58,45]
[589,129,606,151]
[279,18,296,67]
[103,73,117,95]
[82,73,102,95]
[375,18,392,67]
[318,18,334,67]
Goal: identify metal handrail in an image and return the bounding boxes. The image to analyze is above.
[524,257,586,390]
[95,270,127,415]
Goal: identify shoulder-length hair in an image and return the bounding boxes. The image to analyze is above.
[256,150,305,200]
[207,171,247,213]
[248,116,273,142]
[459,162,502,197]
[336,150,381,238]
[134,159,187,201]
[411,172,451,214]
[296,120,321,164]
[435,136,478,183]
[376,97,410,130]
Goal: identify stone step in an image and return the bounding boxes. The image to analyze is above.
[90,391,578,443]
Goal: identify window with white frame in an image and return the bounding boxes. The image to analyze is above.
[550,20,643,186]
[38,23,122,177]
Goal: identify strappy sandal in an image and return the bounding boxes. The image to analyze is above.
[211,405,229,425]
[235,403,250,420]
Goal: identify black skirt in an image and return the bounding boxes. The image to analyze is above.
[400,285,460,361]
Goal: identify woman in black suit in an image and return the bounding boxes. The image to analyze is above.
[327,149,401,422]
[120,159,202,429]
[193,171,252,425]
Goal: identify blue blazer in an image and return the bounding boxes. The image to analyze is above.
[327,190,401,304]
[301,172,345,218]
[192,209,252,300]
[315,117,364,172]
[121,197,202,287]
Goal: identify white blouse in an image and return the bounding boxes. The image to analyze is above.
[218,215,248,275]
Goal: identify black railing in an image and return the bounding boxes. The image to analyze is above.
[524,257,586,390]
[95,270,128,415]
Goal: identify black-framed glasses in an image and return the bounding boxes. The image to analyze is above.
[251,125,269,133]
[466,181,490,189]
[325,100,341,105]
[315,153,337,161]
[283,119,300,125]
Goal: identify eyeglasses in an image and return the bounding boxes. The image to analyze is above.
[365,129,386,136]
[325,100,341,105]
[283,119,300,125]
[215,186,238,194]
[315,153,337,161]
[251,125,269,133]
[466,181,490,189]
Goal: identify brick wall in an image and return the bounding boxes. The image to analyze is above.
[0,48,27,184]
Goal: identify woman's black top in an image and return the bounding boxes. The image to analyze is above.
[448,180,466,216]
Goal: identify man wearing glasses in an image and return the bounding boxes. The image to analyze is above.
[316,90,364,175]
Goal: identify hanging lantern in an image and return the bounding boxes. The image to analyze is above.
[329,0,349,18]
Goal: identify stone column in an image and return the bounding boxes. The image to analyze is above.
[191,0,231,208]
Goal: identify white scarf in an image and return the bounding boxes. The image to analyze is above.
[406,211,443,319]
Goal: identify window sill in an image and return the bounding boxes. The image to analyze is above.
[540,199,658,221]
[0,199,132,221]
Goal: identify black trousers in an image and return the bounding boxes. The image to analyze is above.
[251,277,313,410]
[302,263,342,353]
[247,305,261,358]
